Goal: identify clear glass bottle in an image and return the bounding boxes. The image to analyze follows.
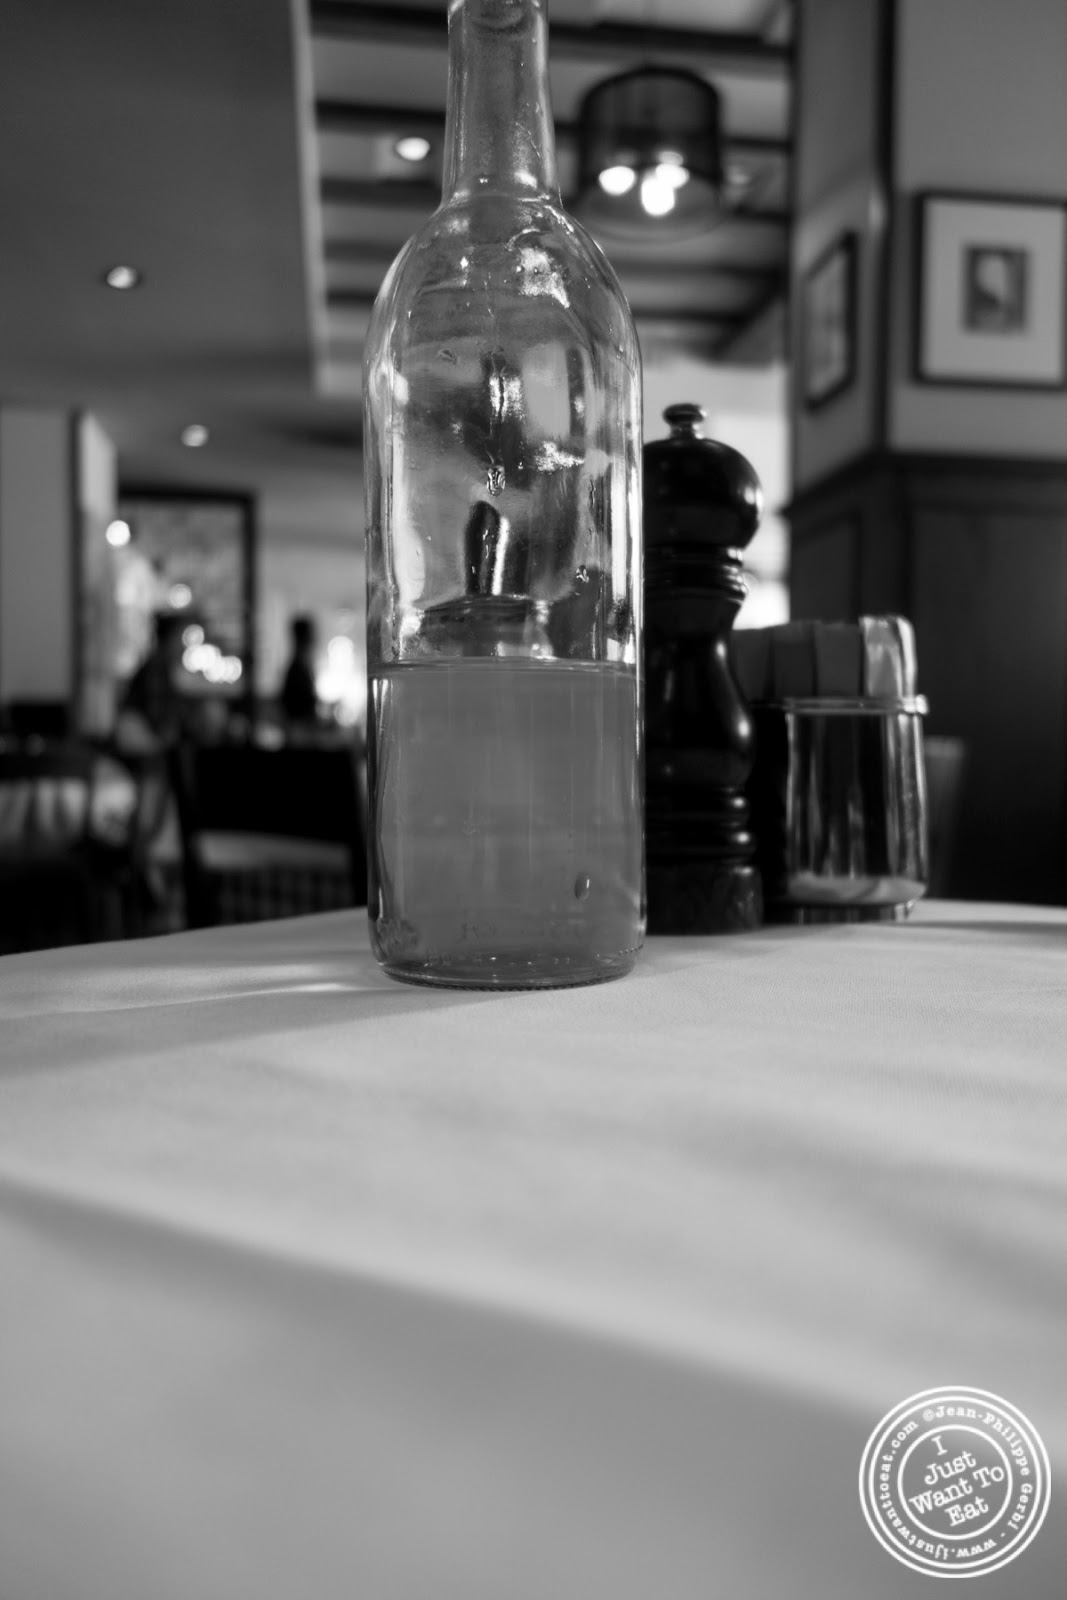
[363,0,643,988]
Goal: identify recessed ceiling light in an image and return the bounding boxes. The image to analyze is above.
[105,518,131,548]
[180,424,209,448]
[103,264,142,290]
[598,165,636,196]
[655,161,690,190]
[395,135,431,163]
[639,173,676,217]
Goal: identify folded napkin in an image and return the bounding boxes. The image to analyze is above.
[730,616,918,702]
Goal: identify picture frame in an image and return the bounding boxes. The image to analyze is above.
[801,232,857,410]
[914,191,1067,389]
[115,487,257,717]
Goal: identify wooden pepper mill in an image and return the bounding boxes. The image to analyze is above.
[643,402,764,933]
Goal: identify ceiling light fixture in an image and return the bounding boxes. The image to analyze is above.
[395,135,432,163]
[105,518,132,548]
[180,424,209,448]
[639,173,676,217]
[598,165,636,197]
[655,158,690,190]
[103,264,142,290]
[576,67,723,238]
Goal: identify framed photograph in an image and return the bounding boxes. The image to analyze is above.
[115,488,257,715]
[914,192,1067,388]
[801,232,857,409]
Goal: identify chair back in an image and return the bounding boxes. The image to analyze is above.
[0,744,101,952]
[5,701,72,742]
[0,744,97,850]
[170,743,368,926]
[174,745,361,844]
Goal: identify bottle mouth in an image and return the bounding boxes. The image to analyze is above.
[449,0,544,30]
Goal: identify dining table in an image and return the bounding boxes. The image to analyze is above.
[1,899,1064,1599]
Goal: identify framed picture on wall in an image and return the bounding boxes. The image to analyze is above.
[801,232,857,410]
[115,488,256,716]
[914,191,1067,388]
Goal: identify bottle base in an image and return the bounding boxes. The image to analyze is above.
[376,947,640,991]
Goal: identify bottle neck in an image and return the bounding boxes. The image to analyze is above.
[442,0,559,204]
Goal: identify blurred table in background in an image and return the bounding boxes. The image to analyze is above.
[1,902,1064,1598]
[0,739,369,953]
[0,744,137,953]
[0,745,136,846]
[169,742,367,928]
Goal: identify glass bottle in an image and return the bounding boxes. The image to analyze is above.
[363,0,643,988]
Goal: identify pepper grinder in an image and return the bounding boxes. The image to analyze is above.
[643,403,763,933]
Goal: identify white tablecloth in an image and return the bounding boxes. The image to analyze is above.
[1,902,1064,1599]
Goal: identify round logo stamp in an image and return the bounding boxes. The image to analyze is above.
[859,1386,1051,1579]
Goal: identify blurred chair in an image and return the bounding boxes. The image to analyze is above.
[90,749,178,938]
[0,743,182,951]
[0,745,106,954]
[0,743,96,843]
[923,736,967,899]
[5,700,72,742]
[170,744,368,929]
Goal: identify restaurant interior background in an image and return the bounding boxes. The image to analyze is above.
[1,0,1066,952]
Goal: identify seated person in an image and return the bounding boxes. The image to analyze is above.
[117,613,192,751]
[279,616,322,741]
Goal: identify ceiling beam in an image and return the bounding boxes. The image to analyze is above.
[309,1,791,75]
[712,276,787,357]
[321,176,440,209]
[325,240,783,277]
[326,255,781,293]
[320,175,791,226]
[326,290,746,331]
[314,100,791,161]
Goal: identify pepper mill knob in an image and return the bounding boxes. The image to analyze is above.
[643,403,764,933]
[664,401,705,430]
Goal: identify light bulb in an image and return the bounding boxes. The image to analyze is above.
[395,135,431,163]
[104,265,142,290]
[655,162,690,190]
[640,174,676,217]
[598,165,636,196]
[105,519,131,548]
[180,424,209,448]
